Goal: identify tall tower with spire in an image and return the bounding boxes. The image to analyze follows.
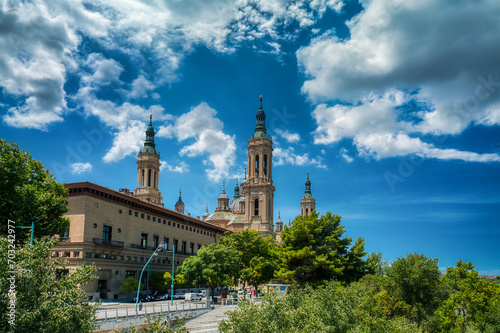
[134,114,163,206]
[241,96,275,238]
[215,182,230,212]
[175,189,185,214]
[300,172,315,215]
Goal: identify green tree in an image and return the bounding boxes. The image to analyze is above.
[148,271,167,290]
[0,236,98,333]
[179,243,239,302]
[385,253,444,326]
[0,139,69,239]
[121,277,141,294]
[343,237,376,283]
[276,212,369,287]
[220,280,422,333]
[434,261,500,332]
[219,229,277,292]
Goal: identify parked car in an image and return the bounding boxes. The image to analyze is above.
[131,293,152,302]
[151,290,170,301]
[185,293,202,301]
[172,292,185,300]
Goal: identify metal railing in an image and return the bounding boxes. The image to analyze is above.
[130,244,155,251]
[92,238,124,247]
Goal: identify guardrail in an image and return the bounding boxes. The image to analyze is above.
[92,238,124,247]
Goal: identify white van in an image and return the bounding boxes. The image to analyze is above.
[185,293,202,301]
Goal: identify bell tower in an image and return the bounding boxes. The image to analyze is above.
[300,172,315,215]
[134,114,163,206]
[242,96,275,238]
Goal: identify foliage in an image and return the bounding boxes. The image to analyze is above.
[384,253,445,326]
[179,243,239,301]
[163,272,187,288]
[219,229,277,291]
[121,277,141,294]
[147,271,166,290]
[434,261,500,332]
[219,280,422,333]
[114,315,188,332]
[276,212,371,287]
[0,236,98,333]
[0,139,69,239]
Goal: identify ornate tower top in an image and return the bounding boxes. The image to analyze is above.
[234,178,240,199]
[142,114,157,154]
[216,181,230,212]
[303,171,313,199]
[253,95,269,139]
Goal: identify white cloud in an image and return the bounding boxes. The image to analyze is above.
[70,162,93,175]
[275,128,300,143]
[102,120,145,163]
[160,160,189,173]
[127,75,155,99]
[158,102,237,182]
[299,0,500,163]
[274,146,326,168]
[339,147,353,163]
[82,53,123,87]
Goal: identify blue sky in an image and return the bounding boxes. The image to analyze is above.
[1,0,499,275]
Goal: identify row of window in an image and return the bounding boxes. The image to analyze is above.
[125,209,216,237]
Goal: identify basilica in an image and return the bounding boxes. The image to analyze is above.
[52,95,317,298]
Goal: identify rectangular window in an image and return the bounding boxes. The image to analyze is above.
[181,225,184,230]
[163,220,166,224]
[126,271,135,278]
[147,215,150,220]
[173,239,178,252]
[190,243,194,255]
[168,221,171,226]
[163,238,169,251]
[129,210,132,215]
[178,224,180,228]
[141,213,145,219]
[141,233,148,248]
[135,211,138,217]
[153,235,159,249]
[173,222,176,227]
[189,227,192,231]
[74,252,80,258]
[103,225,112,243]
[153,217,156,222]
[197,244,201,250]
[181,241,187,254]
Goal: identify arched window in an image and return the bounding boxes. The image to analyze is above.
[141,169,145,186]
[153,171,157,188]
[148,169,152,187]
[254,198,259,216]
[263,155,267,176]
[255,155,259,176]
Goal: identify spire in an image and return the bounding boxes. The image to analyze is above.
[253,95,268,138]
[218,181,229,199]
[303,172,313,199]
[175,188,184,206]
[142,113,157,154]
[234,178,240,199]
[205,203,209,214]
[244,168,247,180]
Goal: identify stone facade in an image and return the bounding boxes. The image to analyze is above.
[54,182,228,300]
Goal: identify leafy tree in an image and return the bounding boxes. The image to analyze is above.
[385,253,444,326]
[343,237,376,283]
[0,139,69,239]
[147,271,167,290]
[219,229,277,292]
[179,243,238,302]
[434,261,500,332]
[276,212,370,287]
[163,272,188,289]
[220,280,422,333]
[0,236,98,333]
[121,277,141,294]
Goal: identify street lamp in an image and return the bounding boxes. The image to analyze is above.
[135,241,164,316]
[162,244,176,306]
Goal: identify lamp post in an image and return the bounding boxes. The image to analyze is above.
[135,241,164,316]
[162,244,176,306]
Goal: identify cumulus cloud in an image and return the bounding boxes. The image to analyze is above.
[339,147,353,163]
[274,146,326,168]
[275,128,300,143]
[160,160,189,173]
[299,0,500,162]
[158,102,236,182]
[70,162,93,175]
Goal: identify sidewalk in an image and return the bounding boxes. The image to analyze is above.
[184,305,236,333]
